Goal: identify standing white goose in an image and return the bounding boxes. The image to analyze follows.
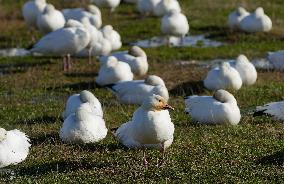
[96,56,134,86]
[239,7,272,33]
[204,62,243,91]
[267,50,284,70]
[60,103,108,144]
[63,90,103,119]
[137,0,161,16]
[154,0,181,17]
[185,89,241,125]
[99,46,148,76]
[30,19,90,71]
[161,10,189,45]
[0,128,31,168]
[254,101,284,120]
[112,94,174,165]
[229,54,257,85]
[36,4,66,34]
[22,0,47,28]
[101,25,122,51]
[91,0,120,12]
[106,75,169,104]
[228,6,249,30]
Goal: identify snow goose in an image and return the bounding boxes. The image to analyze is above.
[204,62,242,91]
[112,94,174,165]
[239,7,272,33]
[254,101,284,120]
[154,0,181,17]
[106,75,169,104]
[96,56,134,86]
[62,5,102,28]
[30,19,90,71]
[229,54,257,85]
[137,0,161,16]
[91,0,120,12]
[228,6,249,30]
[63,90,103,119]
[101,25,122,51]
[0,128,31,168]
[267,50,284,70]
[99,46,148,76]
[22,0,47,28]
[36,4,65,34]
[161,10,189,45]
[185,89,241,125]
[60,103,108,144]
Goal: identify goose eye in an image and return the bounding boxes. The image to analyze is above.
[158,99,162,102]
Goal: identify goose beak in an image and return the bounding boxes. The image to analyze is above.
[163,104,174,110]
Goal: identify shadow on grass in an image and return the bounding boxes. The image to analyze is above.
[79,142,129,153]
[0,60,52,68]
[48,80,102,91]
[256,150,284,166]
[30,132,60,146]
[64,72,98,78]
[169,80,205,96]
[18,115,60,125]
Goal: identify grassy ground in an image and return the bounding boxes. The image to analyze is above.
[1,0,284,183]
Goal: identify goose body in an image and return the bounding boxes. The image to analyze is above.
[63,90,103,119]
[91,0,120,12]
[101,25,122,51]
[107,75,169,104]
[228,6,249,30]
[204,62,242,91]
[60,103,108,144]
[154,0,181,17]
[22,0,47,28]
[36,4,65,34]
[137,0,160,15]
[96,56,134,86]
[0,128,31,168]
[99,46,148,76]
[267,50,284,70]
[254,101,284,120]
[239,7,272,33]
[229,54,257,85]
[185,90,241,125]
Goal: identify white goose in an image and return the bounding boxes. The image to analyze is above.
[185,89,241,125]
[239,7,272,33]
[0,128,31,168]
[161,10,189,44]
[60,103,108,144]
[30,19,90,71]
[63,90,103,119]
[229,54,257,85]
[254,101,284,120]
[101,25,122,51]
[228,6,249,30]
[267,50,284,70]
[204,62,242,91]
[36,4,65,34]
[106,75,169,104]
[137,0,161,16]
[22,0,47,28]
[154,0,181,17]
[112,94,174,165]
[62,5,102,28]
[99,46,148,76]
[91,0,120,12]
[96,56,134,86]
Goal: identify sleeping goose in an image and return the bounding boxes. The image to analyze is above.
[22,0,47,28]
[229,54,257,85]
[228,6,249,30]
[239,7,272,33]
[204,62,242,91]
[36,4,65,34]
[0,128,31,168]
[99,46,148,76]
[63,90,103,119]
[96,56,134,86]
[60,103,108,144]
[153,0,181,17]
[101,25,122,51]
[254,101,284,120]
[112,94,174,165]
[106,75,169,104]
[267,50,284,70]
[185,89,241,125]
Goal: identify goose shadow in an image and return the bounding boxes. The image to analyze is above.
[47,80,102,91]
[64,72,98,78]
[169,80,205,96]
[0,59,52,69]
[78,142,129,153]
[256,150,284,166]
[30,132,61,146]
[17,115,59,125]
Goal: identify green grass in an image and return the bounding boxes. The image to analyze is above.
[1,0,284,183]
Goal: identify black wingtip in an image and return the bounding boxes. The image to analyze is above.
[253,110,266,117]
[110,127,118,134]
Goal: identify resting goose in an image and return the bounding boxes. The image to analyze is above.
[101,25,122,51]
[267,50,284,70]
[228,6,249,30]
[106,75,169,104]
[99,46,148,76]
[154,0,181,17]
[185,89,241,125]
[0,128,31,168]
[22,0,47,28]
[112,94,174,165]
[60,103,108,144]
[204,62,242,91]
[254,101,284,120]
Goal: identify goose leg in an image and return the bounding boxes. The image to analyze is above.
[67,54,72,70]
[142,146,148,167]
[88,47,93,64]
[158,142,166,166]
[63,55,68,71]
[167,36,170,47]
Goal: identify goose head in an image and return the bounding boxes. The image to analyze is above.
[128,46,146,58]
[75,103,93,121]
[236,6,248,16]
[43,4,55,14]
[145,75,166,86]
[65,19,84,28]
[104,56,118,67]
[213,89,237,104]
[236,54,249,64]
[35,0,46,4]
[79,90,95,103]
[142,94,174,111]
[254,7,264,17]
[0,128,7,142]
[87,5,102,17]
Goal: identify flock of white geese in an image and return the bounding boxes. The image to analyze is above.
[1,0,284,168]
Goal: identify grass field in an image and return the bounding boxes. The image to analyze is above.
[1,0,284,183]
